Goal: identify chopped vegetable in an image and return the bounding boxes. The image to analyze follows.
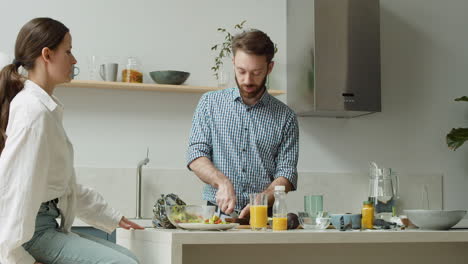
[204,214,227,224]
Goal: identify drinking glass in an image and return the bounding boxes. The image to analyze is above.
[249,193,268,231]
[87,55,101,80]
[304,195,323,218]
[217,70,230,88]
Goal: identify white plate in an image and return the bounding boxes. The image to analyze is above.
[178,223,239,231]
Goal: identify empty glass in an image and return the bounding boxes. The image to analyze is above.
[304,195,323,218]
[217,70,230,88]
[87,55,101,80]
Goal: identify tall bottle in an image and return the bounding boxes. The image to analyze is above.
[272,185,287,231]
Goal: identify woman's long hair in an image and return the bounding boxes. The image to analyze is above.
[0,17,69,154]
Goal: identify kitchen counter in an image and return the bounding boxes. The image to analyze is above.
[117,228,468,264]
[73,218,153,227]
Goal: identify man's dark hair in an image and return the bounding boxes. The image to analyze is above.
[232,29,275,63]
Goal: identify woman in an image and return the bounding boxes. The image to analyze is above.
[0,17,144,264]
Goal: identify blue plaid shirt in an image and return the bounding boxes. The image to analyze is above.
[187,87,299,211]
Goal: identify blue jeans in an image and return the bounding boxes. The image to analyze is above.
[22,201,139,264]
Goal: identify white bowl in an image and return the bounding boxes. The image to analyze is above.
[403,209,466,230]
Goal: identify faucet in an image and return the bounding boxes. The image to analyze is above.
[135,148,149,219]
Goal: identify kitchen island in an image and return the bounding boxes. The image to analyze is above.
[117,228,468,264]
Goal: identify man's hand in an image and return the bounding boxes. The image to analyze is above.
[239,204,250,219]
[216,179,236,214]
[119,216,145,230]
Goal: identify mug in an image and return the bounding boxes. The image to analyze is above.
[100,63,118,81]
[330,213,362,231]
[70,65,80,79]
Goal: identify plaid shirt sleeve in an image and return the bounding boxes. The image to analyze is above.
[274,112,299,190]
[186,94,213,168]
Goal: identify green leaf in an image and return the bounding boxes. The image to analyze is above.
[455,96,468,102]
[211,45,218,51]
[235,20,247,29]
[446,128,468,150]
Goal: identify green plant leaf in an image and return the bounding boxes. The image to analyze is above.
[235,20,247,29]
[212,20,249,80]
[455,96,468,102]
[447,128,468,150]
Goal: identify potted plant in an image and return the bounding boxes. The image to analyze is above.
[211,20,247,81]
[446,96,468,150]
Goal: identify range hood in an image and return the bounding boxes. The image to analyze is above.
[286,0,381,118]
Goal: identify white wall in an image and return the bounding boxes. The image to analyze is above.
[0,0,466,211]
[294,0,468,211]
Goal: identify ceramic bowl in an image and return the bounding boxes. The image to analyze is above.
[330,213,362,230]
[149,70,190,85]
[403,209,466,230]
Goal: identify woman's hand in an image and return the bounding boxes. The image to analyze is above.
[119,216,145,230]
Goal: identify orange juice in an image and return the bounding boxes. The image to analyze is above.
[250,205,268,230]
[272,217,287,231]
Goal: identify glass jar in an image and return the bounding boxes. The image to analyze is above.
[122,57,143,83]
[361,200,374,230]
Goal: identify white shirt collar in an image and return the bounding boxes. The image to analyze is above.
[24,80,64,113]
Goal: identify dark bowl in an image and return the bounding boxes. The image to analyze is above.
[149,70,190,85]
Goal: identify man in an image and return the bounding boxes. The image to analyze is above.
[187,29,299,218]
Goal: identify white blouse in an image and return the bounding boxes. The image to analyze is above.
[0,80,123,264]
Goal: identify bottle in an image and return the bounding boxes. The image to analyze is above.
[361,200,374,230]
[122,57,143,83]
[272,185,288,231]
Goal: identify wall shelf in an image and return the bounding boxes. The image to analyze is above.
[59,80,286,96]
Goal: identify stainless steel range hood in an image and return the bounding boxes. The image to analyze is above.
[286,0,381,118]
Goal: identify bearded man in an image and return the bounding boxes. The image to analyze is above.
[187,29,299,219]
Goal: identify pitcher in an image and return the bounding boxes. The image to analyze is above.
[368,162,399,221]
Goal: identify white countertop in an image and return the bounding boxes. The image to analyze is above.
[117,227,468,244]
[73,218,153,228]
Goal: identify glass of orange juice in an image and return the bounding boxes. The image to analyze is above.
[249,193,268,231]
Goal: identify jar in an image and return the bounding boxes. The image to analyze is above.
[361,200,374,230]
[122,57,143,83]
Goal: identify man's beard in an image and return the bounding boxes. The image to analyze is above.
[235,74,268,99]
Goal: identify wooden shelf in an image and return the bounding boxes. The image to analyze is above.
[59,80,286,96]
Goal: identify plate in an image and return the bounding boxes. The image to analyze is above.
[178,223,239,231]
